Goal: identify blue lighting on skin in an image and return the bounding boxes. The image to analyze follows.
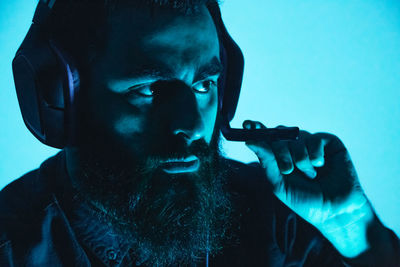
[319,196,374,258]
[0,0,399,250]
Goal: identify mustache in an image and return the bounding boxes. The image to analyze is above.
[146,136,214,164]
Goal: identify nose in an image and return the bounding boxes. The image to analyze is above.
[165,82,205,145]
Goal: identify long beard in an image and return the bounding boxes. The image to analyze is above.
[71,131,234,266]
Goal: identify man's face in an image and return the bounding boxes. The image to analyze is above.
[74,4,233,266]
[85,4,221,166]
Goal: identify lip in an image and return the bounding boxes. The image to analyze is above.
[159,155,200,174]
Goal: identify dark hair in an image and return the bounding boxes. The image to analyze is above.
[43,0,219,71]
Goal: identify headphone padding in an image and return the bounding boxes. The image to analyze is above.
[13,25,68,148]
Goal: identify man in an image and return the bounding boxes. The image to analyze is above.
[1,0,399,266]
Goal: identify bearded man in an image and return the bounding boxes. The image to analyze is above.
[1,0,399,266]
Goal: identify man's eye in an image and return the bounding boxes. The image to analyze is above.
[126,84,154,97]
[192,80,217,93]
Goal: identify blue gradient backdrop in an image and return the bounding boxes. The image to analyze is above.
[1,1,399,237]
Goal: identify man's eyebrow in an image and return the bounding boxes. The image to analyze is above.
[195,57,223,82]
[124,57,223,82]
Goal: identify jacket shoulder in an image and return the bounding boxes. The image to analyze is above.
[0,169,41,215]
[0,154,62,233]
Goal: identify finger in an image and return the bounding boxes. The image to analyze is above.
[244,120,284,185]
[288,139,317,179]
[305,135,325,167]
[270,141,294,175]
[316,133,347,156]
[243,120,266,130]
[245,141,283,187]
[244,122,295,175]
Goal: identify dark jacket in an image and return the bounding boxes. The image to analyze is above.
[0,152,398,266]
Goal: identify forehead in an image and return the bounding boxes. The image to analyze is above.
[100,5,220,78]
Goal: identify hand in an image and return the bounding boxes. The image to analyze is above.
[243,120,376,258]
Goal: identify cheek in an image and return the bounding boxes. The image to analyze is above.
[199,90,218,143]
[114,115,144,135]
[112,98,151,136]
[87,83,149,138]
[110,103,152,142]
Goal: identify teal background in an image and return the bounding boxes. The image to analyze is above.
[1,0,399,237]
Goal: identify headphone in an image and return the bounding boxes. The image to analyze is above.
[12,0,245,149]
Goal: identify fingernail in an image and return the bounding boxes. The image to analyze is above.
[305,170,317,179]
[311,158,324,167]
[243,120,252,129]
[281,168,293,175]
[280,161,294,175]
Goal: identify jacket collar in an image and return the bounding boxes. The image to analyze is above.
[52,151,132,266]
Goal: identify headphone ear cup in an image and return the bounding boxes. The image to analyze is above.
[13,25,67,148]
[208,4,244,126]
